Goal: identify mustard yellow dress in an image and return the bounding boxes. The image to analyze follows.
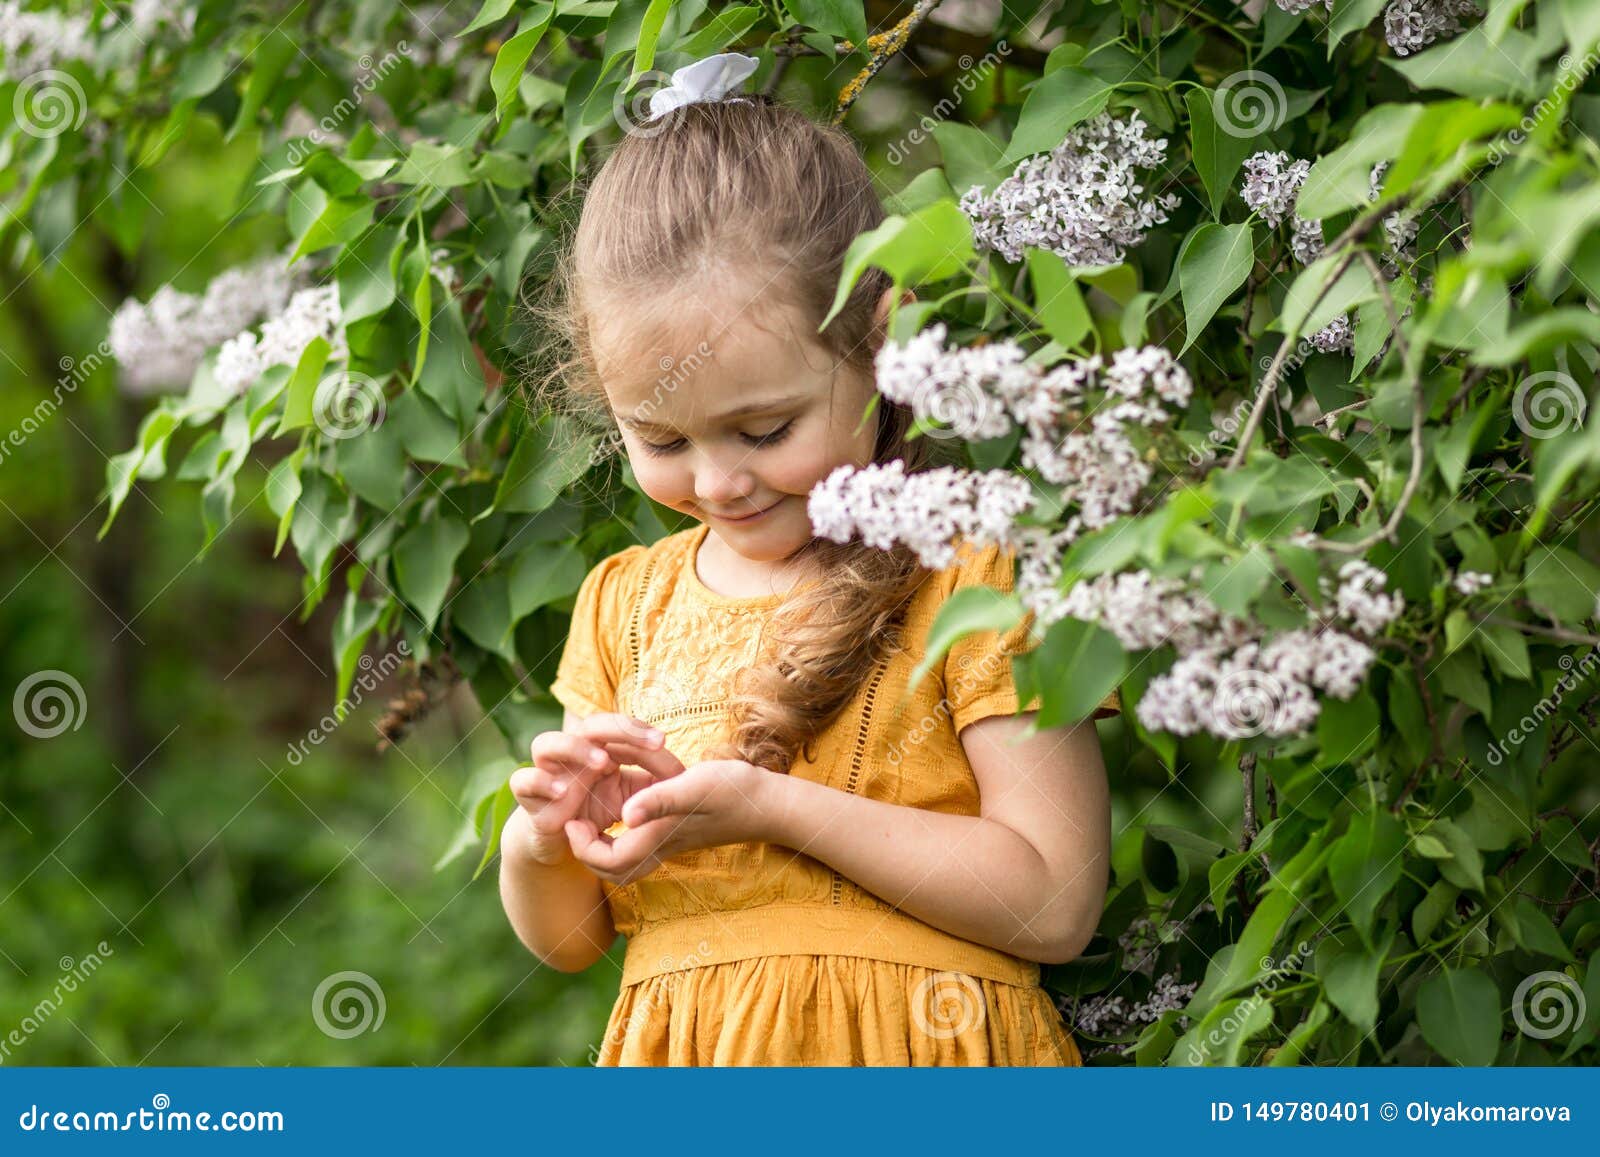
[549,522,1119,1066]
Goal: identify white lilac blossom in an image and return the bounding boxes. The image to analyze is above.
[1384,0,1477,57]
[1056,570,1255,651]
[1057,560,1394,740]
[1241,151,1311,230]
[213,285,346,395]
[1068,971,1198,1047]
[1239,151,1352,352]
[108,256,294,395]
[873,325,1029,442]
[873,325,1192,538]
[806,461,1036,569]
[1323,559,1405,635]
[1290,215,1325,266]
[959,110,1181,266]
[114,0,197,40]
[1273,0,1332,11]
[1308,314,1355,353]
[0,0,93,78]
[1369,161,1420,275]
[1453,570,1493,596]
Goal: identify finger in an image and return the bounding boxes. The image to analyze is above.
[567,816,664,877]
[577,716,687,780]
[509,766,567,805]
[533,732,622,778]
[621,780,688,828]
[526,759,615,835]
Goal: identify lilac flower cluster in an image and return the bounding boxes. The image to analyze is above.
[806,460,1037,569]
[108,257,294,395]
[1063,559,1402,739]
[871,323,1192,544]
[1069,972,1199,1045]
[0,0,92,78]
[1239,149,1352,353]
[213,285,346,396]
[959,111,1181,266]
[1383,0,1478,57]
[1452,570,1493,596]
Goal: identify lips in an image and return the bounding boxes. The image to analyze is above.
[711,501,779,522]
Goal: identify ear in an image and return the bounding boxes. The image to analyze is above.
[870,287,917,343]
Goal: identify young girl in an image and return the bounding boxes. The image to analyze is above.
[498,55,1117,1066]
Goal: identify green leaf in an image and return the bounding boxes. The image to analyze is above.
[1170,995,1275,1066]
[909,586,1025,690]
[393,516,470,631]
[1026,250,1092,348]
[228,28,296,139]
[1188,888,1300,1016]
[1297,104,1423,219]
[1317,691,1379,763]
[1522,545,1600,621]
[781,0,868,45]
[1001,68,1112,165]
[265,443,308,557]
[459,0,518,37]
[1386,24,1543,101]
[508,541,588,621]
[453,572,516,662]
[1316,927,1392,1035]
[1328,0,1388,55]
[336,226,401,325]
[491,4,556,120]
[681,7,763,56]
[1417,967,1502,1066]
[392,142,476,189]
[1178,223,1254,353]
[492,417,600,516]
[1032,616,1127,729]
[331,590,382,707]
[932,122,1007,197]
[629,0,674,83]
[1328,809,1405,942]
[275,337,332,436]
[824,200,974,327]
[1185,87,1256,219]
[1276,251,1377,338]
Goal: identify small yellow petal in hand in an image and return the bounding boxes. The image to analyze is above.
[604,820,628,838]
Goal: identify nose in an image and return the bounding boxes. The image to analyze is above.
[691,447,757,506]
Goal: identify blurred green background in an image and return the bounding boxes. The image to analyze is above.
[0,113,630,1065]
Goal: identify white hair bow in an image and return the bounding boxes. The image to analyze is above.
[646,52,761,120]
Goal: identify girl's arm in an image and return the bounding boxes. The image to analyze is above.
[499,805,618,972]
[765,712,1110,964]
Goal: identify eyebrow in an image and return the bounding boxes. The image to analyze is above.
[615,393,809,432]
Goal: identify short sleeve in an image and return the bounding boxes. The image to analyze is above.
[549,545,647,720]
[942,540,1121,735]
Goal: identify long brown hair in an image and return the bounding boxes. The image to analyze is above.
[529,95,959,773]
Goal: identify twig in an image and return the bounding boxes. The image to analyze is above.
[1226,193,1418,471]
[832,0,945,125]
[1307,250,1425,556]
[1482,617,1600,647]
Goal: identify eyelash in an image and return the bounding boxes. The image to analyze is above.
[638,420,796,457]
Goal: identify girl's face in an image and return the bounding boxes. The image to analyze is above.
[595,291,884,565]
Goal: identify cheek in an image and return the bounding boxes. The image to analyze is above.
[628,453,686,503]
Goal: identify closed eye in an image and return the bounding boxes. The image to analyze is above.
[639,420,796,456]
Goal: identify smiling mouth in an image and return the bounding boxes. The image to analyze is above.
[710,501,780,522]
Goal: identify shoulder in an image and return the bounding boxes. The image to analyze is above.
[575,526,695,611]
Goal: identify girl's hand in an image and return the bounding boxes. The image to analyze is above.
[563,759,780,885]
[510,715,686,866]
